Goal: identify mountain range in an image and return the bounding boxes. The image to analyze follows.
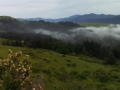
[22,13,120,24]
[1,13,120,32]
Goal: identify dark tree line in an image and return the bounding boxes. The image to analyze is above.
[1,32,119,65]
[25,20,79,31]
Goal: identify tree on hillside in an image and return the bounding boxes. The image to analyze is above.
[105,51,116,65]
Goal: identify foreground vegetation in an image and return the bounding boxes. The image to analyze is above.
[0,49,33,90]
[1,38,120,90]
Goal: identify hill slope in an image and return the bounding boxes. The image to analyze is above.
[0,38,120,90]
[0,16,26,32]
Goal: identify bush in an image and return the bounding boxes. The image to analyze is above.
[62,54,66,57]
[70,71,78,75]
[66,60,71,62]
[77,71,91,80]
[0,49,33,90]
[93,69,111,82]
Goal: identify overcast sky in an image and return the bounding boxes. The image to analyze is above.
[0,0,120,18]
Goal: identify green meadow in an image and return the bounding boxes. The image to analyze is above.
[1,38,120,90]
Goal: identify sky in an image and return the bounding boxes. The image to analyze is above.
[0,0,120,18]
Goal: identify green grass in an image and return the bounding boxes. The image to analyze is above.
[0,39,120,90]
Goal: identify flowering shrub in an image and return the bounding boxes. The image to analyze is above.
[0,49,32,90]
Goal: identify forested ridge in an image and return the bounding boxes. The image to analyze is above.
[0,16,79,32]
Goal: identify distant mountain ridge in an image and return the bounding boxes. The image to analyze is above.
[20,13,120,24]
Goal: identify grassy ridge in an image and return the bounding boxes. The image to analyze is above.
[0,39,120,90]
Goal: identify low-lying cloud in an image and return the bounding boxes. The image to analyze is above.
[35,24,120,46]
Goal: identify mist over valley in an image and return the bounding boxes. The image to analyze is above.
[35,24,120,46]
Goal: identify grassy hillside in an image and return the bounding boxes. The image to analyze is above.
[0,38,120,90]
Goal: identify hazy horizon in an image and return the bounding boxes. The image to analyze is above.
[21,13,118,19]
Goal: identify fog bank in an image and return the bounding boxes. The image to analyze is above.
[35,24,120,46]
